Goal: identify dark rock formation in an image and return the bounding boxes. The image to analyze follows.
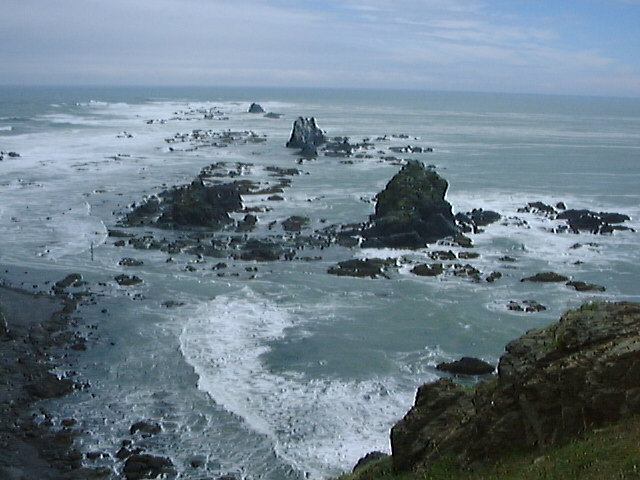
[125,177,243,229]
[521,272,569,283]
[456,209,501,233]
[248,103,265,113]
[362,161,459,248]
[119,258,144,267]
[436,357,494,376]
[286,117,326,156]
[410,263,444,277]
[123,454,174,480]
[518,202,633,234]
[115,275,143,286]
[391,302,640,473]
[282,216,310,232]
[566,280,606,292]
[507,300,546,312]
[327,258,395,278]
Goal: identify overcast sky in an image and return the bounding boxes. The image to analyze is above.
[2,0,639,96]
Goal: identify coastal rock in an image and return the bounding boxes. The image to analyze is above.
[507,300,546,312]
[391,302,640,472]
[248,103,265,113]
[328,258,395,279]
[282,216,310,232]
[115,275,143,286]
[519,202,633,234]
[436,357,495,376]
[455,209,501,233]
[521,272,569,283]
[410,263,444,277]
[362,161,459,248]
[125,177,243,229]
[123,454,174,480]
[119,258,144,267]
[286,117,326,156]
[566,280,606,292]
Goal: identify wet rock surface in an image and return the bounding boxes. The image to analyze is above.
[391,302,640,472]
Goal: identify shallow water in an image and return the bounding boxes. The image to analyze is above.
[1,86,639,479]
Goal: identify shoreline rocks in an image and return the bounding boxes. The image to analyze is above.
[391,301,640,473]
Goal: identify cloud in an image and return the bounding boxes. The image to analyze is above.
[0,0,638,96]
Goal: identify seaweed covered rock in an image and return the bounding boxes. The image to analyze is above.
[391,302,640,473]
[362,161,459,248]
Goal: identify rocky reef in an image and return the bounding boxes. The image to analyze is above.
[362,160,460,248]
[390,301,640,473]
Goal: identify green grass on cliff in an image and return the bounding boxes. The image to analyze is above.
[337,416,640,480]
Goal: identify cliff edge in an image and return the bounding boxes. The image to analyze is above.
[390,301,640,473]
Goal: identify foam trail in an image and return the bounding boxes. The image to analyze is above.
[180,288,413,478]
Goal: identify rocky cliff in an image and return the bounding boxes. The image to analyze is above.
[390,301,640,473]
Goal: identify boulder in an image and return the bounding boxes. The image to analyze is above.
[391,302,640,472]
[286,117,326,155]
[362,161,459,248]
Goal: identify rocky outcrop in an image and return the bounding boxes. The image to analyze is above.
[248,103,265,113]
[125,177,243,229]
[286,117,326,156]
[362,161,460,248]
[391,302,640,473]
[518,202,633,234]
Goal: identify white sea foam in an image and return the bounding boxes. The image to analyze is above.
[0,125,12,131]
[180,289,414,478]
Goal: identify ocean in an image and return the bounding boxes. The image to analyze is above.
[1,85,639,479]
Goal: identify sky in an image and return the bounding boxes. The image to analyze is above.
[1,0,640,96]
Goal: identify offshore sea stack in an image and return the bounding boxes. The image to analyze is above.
[390,301,640,473]
[362,160,459,248]
[286,117,326,157]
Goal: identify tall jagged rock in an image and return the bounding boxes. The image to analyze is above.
[390,301,640,473]
[286,117,326,156]
[362,161,459,248]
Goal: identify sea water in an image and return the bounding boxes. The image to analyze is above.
[1,86,639,479]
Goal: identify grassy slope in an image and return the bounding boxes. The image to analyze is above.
[337,416,640,480]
